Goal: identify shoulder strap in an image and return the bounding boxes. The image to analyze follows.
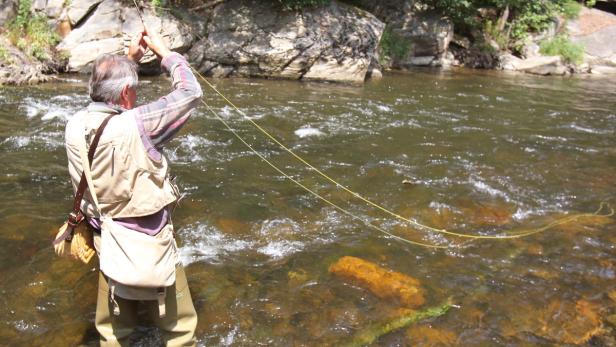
[55,114,116,245]
[69,114,115,223]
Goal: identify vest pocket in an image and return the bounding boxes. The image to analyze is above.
[92,142,133,204]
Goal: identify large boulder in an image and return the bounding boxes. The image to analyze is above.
[516,56,568,76]
[0,36,52,85]
[65,0,101,25]
[567,7,616,74]
[187,0,384,83]
[341,0,454,68]
[30,0,65,19]
[498,53,524,71]
[56,0,196,72]
[393,11,453,67]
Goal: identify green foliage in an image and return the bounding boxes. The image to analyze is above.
[150,0,162,11]
[428,0,585,52]
[0,46,10,63]
[484,20,507,50]
[379,26,410,64]
[13,0,32,29]
[585,0,596,7]
[540,35,584,64]
[343,299,453,347]
[560,0,582,19]
[8,0,60,61]
[277,0,330,10]
[27,17,60,60]
[509,2,557,48]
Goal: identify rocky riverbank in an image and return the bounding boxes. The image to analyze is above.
[1,0,615,85]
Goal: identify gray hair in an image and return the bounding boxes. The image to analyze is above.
[89,54,138,103]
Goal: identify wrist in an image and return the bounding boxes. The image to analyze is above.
[158,49,172,60]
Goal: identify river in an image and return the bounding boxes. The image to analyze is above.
[0,69,615,345]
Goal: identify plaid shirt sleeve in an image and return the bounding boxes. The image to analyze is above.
[132,52,203,155]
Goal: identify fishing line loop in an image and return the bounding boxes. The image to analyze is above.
[189,66,613,243]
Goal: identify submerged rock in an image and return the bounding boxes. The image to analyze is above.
[406,325,456,346]
[329,256,425,308]
[217,218,251,236]
[502,298,606,345]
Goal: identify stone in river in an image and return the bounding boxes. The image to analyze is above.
[516,56,568,76]
[503,298,605,345]
[329,256,425,308]
[406,325,456,346]
[287,269,309,288]
[608,290,616,304]
[217,217,251,236]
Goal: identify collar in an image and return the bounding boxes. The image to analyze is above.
[87,102,126,115]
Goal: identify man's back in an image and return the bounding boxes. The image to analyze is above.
[65,103,177,220]
[62,26,202,346]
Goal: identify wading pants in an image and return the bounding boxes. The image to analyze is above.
[95,265,198,347]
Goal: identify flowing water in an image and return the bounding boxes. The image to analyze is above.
[1,69,615,346]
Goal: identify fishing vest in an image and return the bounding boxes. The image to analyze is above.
[65,103,179,219]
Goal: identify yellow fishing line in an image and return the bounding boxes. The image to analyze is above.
[200,98,448,249]
[191,67,613,242]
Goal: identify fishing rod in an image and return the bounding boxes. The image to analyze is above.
[132,0,146,24]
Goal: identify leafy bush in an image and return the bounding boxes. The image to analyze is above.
[277,0,330,10]
[540,35,584,64]
[379,26,410,64]
[428,0,586,52]
[483,19,508,50]
[150,0,162,11]
[13,0,32,29]
[8,0,60,61]
[560,0,583,19]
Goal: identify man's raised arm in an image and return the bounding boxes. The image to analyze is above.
[132,25,203,151]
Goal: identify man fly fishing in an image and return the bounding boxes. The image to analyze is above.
[64,24,202,346]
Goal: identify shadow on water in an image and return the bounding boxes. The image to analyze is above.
[0,70,615,345]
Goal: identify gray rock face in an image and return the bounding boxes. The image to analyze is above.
[0,0,17,26]
[498,53,524,71]
[56,0,196,72]
[32,0,65,18]
[392,11,453,67]
[516,56,568,76]
[0,36,51,85]
[66,0,102,26]
[188,0,384,83]
[498,52,569,75]
[345,0,454,68]
[568,7,616,74]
